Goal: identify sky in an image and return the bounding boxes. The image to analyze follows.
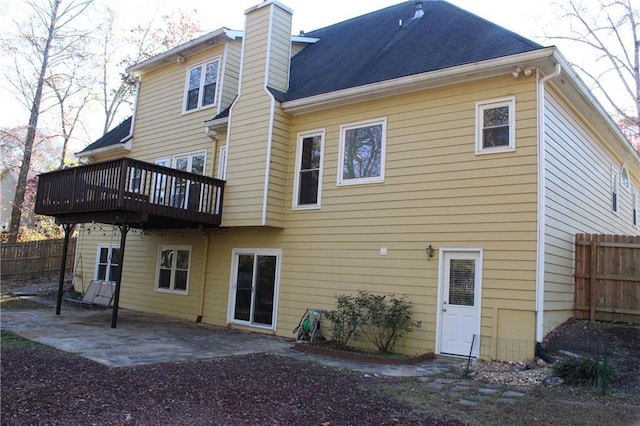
[0,0,590,153]
[111,0,554,39]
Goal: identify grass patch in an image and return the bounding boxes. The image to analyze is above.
[552,354,616,392]
[0,295,49,310]
[0,330,40,349]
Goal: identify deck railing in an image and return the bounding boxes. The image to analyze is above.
[35,158,225,227]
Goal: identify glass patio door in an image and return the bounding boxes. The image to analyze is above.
[230,250,280,328]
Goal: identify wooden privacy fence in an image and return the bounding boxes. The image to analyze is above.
[1,238,76,280]
[574,234,640,323]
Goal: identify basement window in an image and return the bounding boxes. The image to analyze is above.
[156,246,191,294]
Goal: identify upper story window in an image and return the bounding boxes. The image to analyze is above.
[184,58,220,113]
[611,168,619,214]
[338,118,386,186]
[293,130,324,209]
[475,97,516,154]
[156,245,191,294]
[620,166,630,190]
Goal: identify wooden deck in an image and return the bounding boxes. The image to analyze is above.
[35,158,225,229]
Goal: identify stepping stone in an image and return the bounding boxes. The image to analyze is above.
[458,399,479,406]
[502,390,526,398]
[477,388,498,395]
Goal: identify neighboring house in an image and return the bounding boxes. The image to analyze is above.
[36,0,639,361]
[1,169,18,232]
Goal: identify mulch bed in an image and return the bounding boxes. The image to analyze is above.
[293,341,435,365]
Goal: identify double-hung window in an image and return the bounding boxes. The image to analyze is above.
[95,244,121,282]
[476,97,516,154]
[338,118,386,185]
[293,130,324,208]
[184,58,220,112]
[156,246,191,294]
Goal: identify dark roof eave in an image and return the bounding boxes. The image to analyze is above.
[283,48,557,115]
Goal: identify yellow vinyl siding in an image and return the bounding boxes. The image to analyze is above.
[275,75,539,357]
[220,40,242,111]
[128,47,228,172]
[223,2,291,227]
[264,107,291,227]
[80,68,545,358]
[74,227,207,321]
[542,88,640,334]
[266,6,292,92]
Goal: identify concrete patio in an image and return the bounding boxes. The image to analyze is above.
[1,296,461,377]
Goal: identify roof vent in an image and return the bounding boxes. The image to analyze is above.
[413,0,424,19]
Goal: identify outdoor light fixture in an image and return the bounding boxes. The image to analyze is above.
[176,55,186,64]
[426,245,435,258]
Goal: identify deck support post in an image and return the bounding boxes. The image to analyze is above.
[55,223,76,315]
[110,223,130,328]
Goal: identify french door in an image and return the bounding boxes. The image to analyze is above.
[229,249,281,329]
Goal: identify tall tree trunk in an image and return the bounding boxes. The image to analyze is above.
[8,0,61,243]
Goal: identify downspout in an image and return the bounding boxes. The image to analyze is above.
[535,63,561,345]
[121,78,141,143]
[196,232,210,323]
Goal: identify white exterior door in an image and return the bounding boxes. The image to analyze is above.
[438,250,482,357]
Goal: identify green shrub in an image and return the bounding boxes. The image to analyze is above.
[552,354,616,390]
[324,293,364,349]
[325,290,415,354]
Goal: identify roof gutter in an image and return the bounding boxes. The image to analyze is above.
[127,28,234,74]
[282,48,557,115]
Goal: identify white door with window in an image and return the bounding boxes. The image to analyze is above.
[228,249,281,329]
[437,249,482,357]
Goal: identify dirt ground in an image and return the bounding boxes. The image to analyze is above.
[1,277,639,425]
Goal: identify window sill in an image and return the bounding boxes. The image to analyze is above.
[155,288,189,296]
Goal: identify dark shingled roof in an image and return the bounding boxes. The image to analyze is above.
[284,1,544,100]
[78,117,132,153]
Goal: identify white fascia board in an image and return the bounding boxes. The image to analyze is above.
[282,48,558,115]
[291,36,319,43]
[549,50,640,165]
[246,0,293,15]
[203,116,229,131]
[75,141,131,160]
[127,28,231,74]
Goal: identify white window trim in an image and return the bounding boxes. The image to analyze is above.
[227,248,282,331]
[337,117,387,186]
[611,167,620,215]
[172,150,207,174]
[620,165,630,191]
[155,245,192,295]
[182,56,221,114]
[94,243,120,282]
[632,187,638,228]
[293,129,325,210]
[475,96,516,155]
